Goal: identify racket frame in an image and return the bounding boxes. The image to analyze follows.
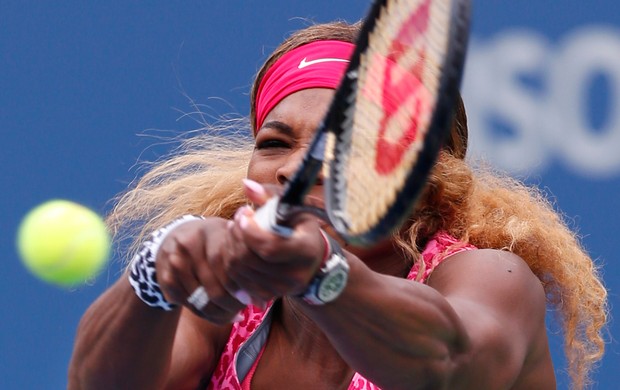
[255,0,471,245]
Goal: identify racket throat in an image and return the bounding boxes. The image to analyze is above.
[280,130,327,206]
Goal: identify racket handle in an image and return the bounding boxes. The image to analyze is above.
[253,197,294,237]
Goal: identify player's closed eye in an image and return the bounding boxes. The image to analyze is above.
[255,138,291,150]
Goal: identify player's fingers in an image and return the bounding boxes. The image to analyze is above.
[156,223,245,323]
[237,206,321,268]
[231,259,303,298]
[196,250,247,310]
[156,236,204,307]
[184,255,246,323]
[223,215,273,306]
[228,207,289,272]
[226,209,318,297]
[184,284,245,325]
[175,253,246,324]
[226,271,272,308]
[242,179,283,207]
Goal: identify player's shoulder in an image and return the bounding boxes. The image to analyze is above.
[429,247,545,300]
[429,248,548,344]
[443,247,535,275]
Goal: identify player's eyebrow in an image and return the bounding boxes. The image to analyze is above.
[259,120,295,136]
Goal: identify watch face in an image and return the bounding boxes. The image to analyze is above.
[317,268,349,302]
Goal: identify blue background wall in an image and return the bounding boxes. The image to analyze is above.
[1,1,618,388]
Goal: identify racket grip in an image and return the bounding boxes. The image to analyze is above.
[253,197,294,237]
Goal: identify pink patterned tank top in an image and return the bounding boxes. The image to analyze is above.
[208,232,476,390]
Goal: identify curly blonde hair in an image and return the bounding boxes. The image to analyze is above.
[107,21,607,390]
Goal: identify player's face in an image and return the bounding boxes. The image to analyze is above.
[247,88,334,206]
[247,87,402,266]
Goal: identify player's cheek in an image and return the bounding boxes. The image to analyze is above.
[246,153,279,185]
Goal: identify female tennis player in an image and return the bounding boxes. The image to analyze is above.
[68,21,607,390]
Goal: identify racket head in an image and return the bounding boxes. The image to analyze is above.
[323,0,471,246]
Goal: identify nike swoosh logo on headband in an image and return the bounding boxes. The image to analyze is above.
[298,57,350,69]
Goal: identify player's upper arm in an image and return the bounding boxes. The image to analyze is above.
[426,248,548,388]
[164,309,232,390]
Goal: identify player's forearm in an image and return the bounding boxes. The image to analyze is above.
[301,257,469,390]
[68,278,181,390]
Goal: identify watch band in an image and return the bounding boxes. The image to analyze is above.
[301,231,350,305]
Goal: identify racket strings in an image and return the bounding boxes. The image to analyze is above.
[336,0,454,235]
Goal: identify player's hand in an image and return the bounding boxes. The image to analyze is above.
[221,179,327,301]
[154,217,248,324]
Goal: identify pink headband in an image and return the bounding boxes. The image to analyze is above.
[254,40,355,133]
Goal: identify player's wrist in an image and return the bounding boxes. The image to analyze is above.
[128,214,205,311]
[299,230,350,305]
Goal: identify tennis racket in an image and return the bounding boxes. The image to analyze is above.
[255,0,471,246]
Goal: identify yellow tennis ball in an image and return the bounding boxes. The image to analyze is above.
[16,199,111,287]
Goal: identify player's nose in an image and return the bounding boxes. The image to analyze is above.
[276,148,324,186]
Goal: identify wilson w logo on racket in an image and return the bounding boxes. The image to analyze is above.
[256,0,471,246]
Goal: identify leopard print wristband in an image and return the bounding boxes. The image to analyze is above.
[128,215,205,311]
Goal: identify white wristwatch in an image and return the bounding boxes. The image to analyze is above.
[301,234,350,305]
